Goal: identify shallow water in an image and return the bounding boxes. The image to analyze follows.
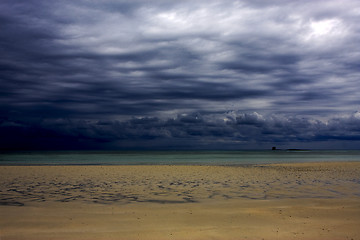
[1,150,360,165]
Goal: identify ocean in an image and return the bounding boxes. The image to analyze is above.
[1,150,360,165]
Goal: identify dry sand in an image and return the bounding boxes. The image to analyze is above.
[0,162,360,240]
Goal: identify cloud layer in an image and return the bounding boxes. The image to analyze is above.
[1,0,360,149]
[2,112,360,150]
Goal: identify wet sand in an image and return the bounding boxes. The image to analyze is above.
[1,162,360,239]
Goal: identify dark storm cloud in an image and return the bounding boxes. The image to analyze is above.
[2,112,360,150]
[1,0,360,149]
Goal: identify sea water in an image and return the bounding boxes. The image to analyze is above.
[1,150,360,165]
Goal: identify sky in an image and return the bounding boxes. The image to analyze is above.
[1,0,360,150]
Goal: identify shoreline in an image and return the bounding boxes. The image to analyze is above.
[2,150,360,166]
[1,162,360,239]
[0,159,359,166]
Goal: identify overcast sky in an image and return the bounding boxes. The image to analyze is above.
[1,0,360,150]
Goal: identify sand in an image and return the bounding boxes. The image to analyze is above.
[0,162,360,240]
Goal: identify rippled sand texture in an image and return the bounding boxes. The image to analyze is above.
[1,162,360,239]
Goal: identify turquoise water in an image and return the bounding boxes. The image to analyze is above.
[1,150,360,165]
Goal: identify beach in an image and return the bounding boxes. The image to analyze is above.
[1,162,360,239]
